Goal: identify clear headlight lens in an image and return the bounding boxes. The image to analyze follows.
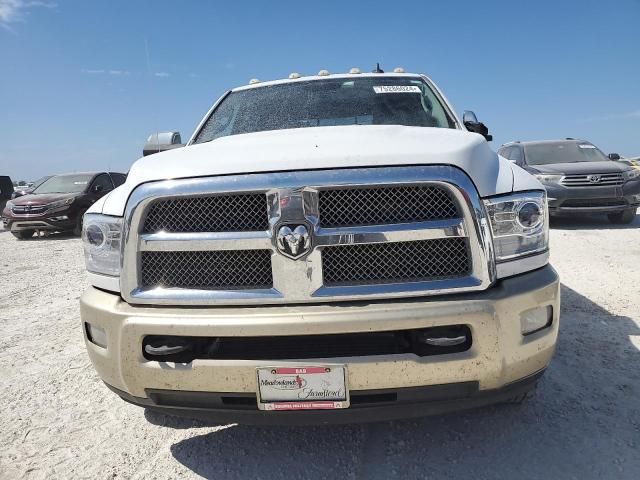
[82,214,122,276]
[623,169,640,180]
[5,200,14,210]
[533,174,562,183]
[48,197,75,210]
[484,191,549,262]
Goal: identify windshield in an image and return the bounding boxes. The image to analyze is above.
[525,142,609,165]
[31,176,51,189]
[33,174,93,194]
[194,77,456,144]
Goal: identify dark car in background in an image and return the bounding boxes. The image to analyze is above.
[1,171,126,239]
[0,175,14,215]
[11,176,53,199]
[498,139,640,224]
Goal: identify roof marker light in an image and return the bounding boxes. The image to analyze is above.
[393,67,405,73]
[318,69,330,76]
[349,67,361,74]
[289,72,301,79]
[248,78,260,84]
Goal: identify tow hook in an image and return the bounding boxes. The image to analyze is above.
[422,335,467,347]
[144,343,190,356]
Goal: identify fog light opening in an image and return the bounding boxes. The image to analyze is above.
[520,306,553,336]
[85,322,107,348]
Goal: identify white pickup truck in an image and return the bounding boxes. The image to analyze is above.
[80,68,559,424]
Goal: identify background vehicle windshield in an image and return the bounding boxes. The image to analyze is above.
[33,174,93,194]
[194,77,456,143]
[525,142,610,165]
[31,176,51,189]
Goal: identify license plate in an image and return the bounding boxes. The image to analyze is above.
[256,365,349,411]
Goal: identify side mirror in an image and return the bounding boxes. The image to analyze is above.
[608,153,621,161]
[92,184,104,193]
[143,131,185,157]
[463,110,493,142]
[462,111,478,124]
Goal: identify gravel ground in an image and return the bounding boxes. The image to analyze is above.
[0,213,639,480]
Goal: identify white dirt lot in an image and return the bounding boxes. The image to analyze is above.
[1,214,639,480]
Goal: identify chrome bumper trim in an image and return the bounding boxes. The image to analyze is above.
[496,251,549,279]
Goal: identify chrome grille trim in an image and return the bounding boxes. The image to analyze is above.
[139,231,271,251]
[12,205,47,215]
[561,173,624,187]
[121,166,495,305]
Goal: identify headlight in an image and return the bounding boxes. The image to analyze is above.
[533,174,562,183]
[5,200,14,210]
[484,191,549,263]
[82,214,122,276]
[623,169,640,180]
[48,197,75,210]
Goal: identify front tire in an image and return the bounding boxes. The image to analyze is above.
[73,211,86,237]
[607,208,636,224]
[12,230,35,240]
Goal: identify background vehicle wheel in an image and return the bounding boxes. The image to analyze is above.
[73,211,86,236]
[12,230,35,240]
[607,208,636,224]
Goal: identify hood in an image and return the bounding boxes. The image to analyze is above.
[101,125,517,216]
[12,192,79,206]
[528,161,629,175]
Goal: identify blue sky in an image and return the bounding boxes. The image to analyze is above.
[1,0,639,181]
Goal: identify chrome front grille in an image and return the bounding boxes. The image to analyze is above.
[561,173,624,187]
[12,205,47,215]
[122,166,494,305]
[318,185,459,227]
[142,193,268,233]
[322,238,471,286]
[141,250,273,289]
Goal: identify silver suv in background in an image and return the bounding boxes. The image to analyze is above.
[498,139,640,224]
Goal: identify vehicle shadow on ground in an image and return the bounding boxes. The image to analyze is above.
[154,284,639,479]
[550,211,639,230]
[12,231,79,241]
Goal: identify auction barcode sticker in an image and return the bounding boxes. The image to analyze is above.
[373,85,421,94]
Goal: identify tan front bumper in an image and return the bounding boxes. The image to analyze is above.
[81,266,560,400]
